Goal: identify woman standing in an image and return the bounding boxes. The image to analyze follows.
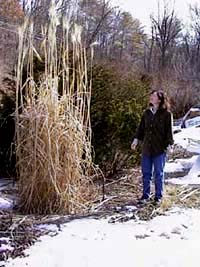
[131,90,174,204]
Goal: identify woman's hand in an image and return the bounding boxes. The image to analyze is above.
[131,139,138,150]
[131,143,137,150]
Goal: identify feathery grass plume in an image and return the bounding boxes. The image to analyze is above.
[15,1,99,214]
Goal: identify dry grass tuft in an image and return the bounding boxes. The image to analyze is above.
[15,2,99,214]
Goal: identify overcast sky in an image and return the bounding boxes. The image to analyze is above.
[111,0,198,34]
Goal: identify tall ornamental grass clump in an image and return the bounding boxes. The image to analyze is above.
[15,2,98,214]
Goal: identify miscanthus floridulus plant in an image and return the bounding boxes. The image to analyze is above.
[15,2,99,214]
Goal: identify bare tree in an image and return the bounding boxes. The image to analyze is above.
[0,0,24,67]
[189,3,200,76]
[150,1,182,70]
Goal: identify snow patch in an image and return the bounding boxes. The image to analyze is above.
[168,156,200,185]
[35,224,60,232]
[4,208,200,267]
[0,244,13,253]
[0,197,13,210]
[165,156,198,173]
[174,125,200,153]
[165,161,184,173]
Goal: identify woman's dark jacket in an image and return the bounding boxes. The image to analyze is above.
[135,108,174,156]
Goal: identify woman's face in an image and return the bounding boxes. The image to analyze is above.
[149,91,161,106]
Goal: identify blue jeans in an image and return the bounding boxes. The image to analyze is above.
[141,153,166,199]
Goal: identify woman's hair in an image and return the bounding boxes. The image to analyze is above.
[150,90,171,111]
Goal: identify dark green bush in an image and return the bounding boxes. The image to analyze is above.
[0,93,15,177]
[91,65,149,175]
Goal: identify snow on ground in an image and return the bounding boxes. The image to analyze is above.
[0,237,12,253]
[0,197,13,210]
[0,178,14,210]
[165,155,198,173]
[166,125,200,185]
[0,245,13,254]
[3,208,200,267]
[169,155,200,185]
[173,125,200,154]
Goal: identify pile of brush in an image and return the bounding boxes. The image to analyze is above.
[15,2,99,214]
